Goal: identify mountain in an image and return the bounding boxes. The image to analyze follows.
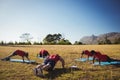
[80,32,120,44]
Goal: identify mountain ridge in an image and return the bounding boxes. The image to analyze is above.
[80,32,120,44]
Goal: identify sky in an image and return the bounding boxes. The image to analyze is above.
[0,0,120,43]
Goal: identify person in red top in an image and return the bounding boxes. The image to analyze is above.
[81,50,94,60]
[37,49,49,58]
[33,54,65,77]
[1,50,30,62]
[91,50,112,64]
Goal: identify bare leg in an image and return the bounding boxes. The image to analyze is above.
[36,64,51,73]
[36,64,44,69]
[107,56,120,62]
[34,64,45,76]
[110,58,120,62]
[42,64,51,70]
[87,56,89,60]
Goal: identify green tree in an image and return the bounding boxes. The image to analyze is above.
[43,33,72,45]
[58,38,71,45]
[33,42,42,45]
[7,41,14,45]
[74,41,83,45]
[0,41,5,45]
[43,33,62,44]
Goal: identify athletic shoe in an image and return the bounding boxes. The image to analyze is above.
[33,68,43,77]
[37,68,43,76]
[33,68,38,76]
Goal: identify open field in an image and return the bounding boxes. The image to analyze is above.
[0,45,120,80]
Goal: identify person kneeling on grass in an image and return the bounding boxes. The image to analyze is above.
[37,49,50,58]
[81,50,94,60]
[33,54,65,77]
[91,50,120,65]
[1,50,30,62]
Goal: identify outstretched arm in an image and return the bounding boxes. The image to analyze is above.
[93,56,95,64]
[98,59,101,65]
[59,57,65,68]
[81,54,83,58]
[87,55,90,60]
[81,51,84,58]
[22,56,25,62]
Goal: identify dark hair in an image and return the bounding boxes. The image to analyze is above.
[90,50,96,55]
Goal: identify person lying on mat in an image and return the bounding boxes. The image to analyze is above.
[1,50,30,62]
[81,50,94,60]
[37,49,50,58]
[91,50,114,65]
[33,54,65,77]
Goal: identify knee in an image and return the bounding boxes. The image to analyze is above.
[36,65,41,68]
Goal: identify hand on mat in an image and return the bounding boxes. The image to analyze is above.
[89,62,93,64]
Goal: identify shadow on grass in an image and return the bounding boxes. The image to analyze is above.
[44,68,80,79]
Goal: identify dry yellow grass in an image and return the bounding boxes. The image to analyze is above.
[0,45,120,80]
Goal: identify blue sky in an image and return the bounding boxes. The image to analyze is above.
[0,0,120,43]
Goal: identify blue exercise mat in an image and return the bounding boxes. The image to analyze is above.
[37,56,45,59]
[10,59,36,63]
[75,57,93,62]
[93,61,120,66]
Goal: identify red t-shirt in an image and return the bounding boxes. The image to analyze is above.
[99,55,108,61]
[48,54,60,63]
[94,52,108,61]
[84,50,93,56]
[39,49,49,55]
[15,50,26,57]
[94,52,102,57]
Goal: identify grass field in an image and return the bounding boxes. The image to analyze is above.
[0,45,120,80]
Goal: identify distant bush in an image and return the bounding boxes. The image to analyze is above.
[74,41,83,45]
[33,42,42,45]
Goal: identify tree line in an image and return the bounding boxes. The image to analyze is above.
[0,33,72,45]
[0,33,120,45]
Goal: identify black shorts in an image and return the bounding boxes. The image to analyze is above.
[44,59,56,71]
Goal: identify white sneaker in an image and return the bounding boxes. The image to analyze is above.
[37,68,43,76]
[33,67,44,77]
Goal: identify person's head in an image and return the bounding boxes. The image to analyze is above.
[81,50,89,55]
[90,50,96,55]
[25,52,29,58]
[56,54,60,57]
